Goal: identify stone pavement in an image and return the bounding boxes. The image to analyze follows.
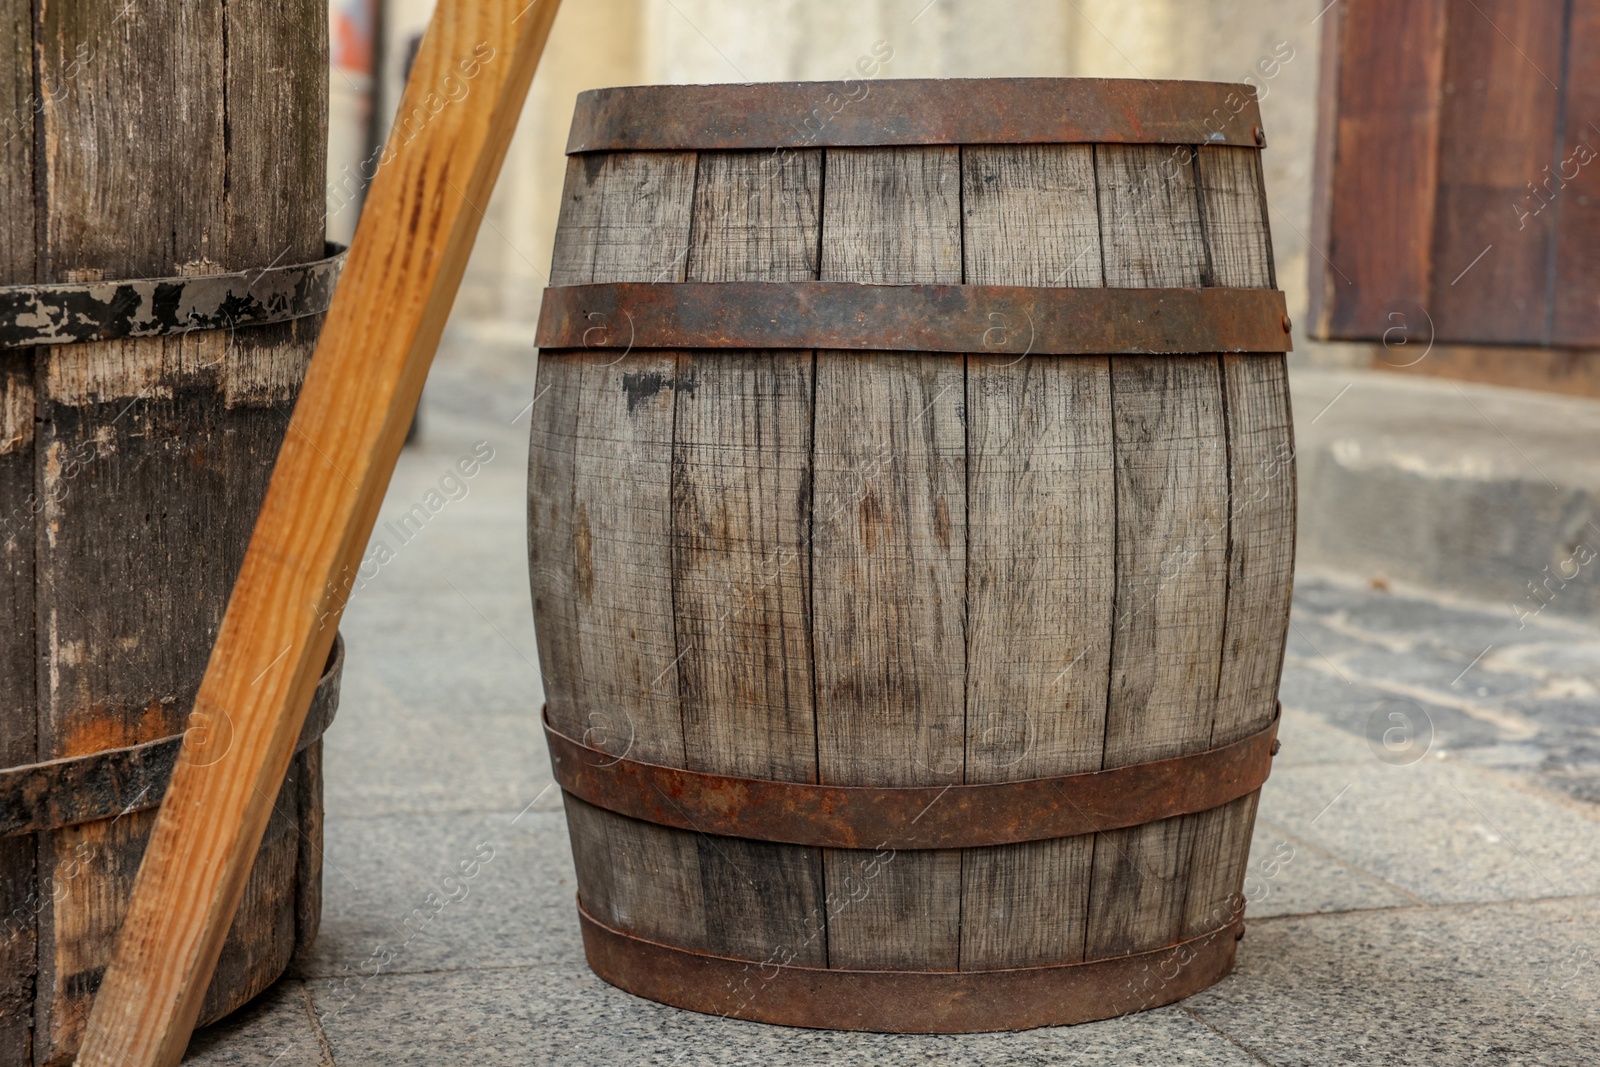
[1294,368,1600,626]
[181,344,1600,1065]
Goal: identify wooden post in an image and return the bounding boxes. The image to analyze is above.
[3,3,327,1062]
[73,2,562,1063]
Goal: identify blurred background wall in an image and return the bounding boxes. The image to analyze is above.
[330,0,1360,366]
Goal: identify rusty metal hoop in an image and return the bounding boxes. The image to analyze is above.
[579,900,1245,1033]
[566,78,1267,153]
[544,705,1279,850]
[535,282,1293,357]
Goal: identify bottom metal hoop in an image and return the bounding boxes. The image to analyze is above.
[578,898,1243,1033]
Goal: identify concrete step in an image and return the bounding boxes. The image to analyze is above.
[1292,368,1600,627]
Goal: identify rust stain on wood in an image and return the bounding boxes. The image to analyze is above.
[57,698,175,760]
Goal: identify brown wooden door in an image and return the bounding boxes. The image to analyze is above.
[1311,0,1600,350]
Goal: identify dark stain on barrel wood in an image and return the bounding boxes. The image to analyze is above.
[531,93,1293,993]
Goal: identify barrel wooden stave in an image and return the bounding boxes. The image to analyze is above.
[958,142,1113,969]
[814,146,967,971]
[530,113,1292,995]
[675,147,830,964]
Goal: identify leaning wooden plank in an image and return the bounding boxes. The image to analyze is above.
[76,3,563,1063]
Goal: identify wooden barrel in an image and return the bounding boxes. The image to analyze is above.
[0,6,336,1062]
[529,78,1295,1033]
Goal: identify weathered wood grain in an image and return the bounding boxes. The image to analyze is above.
[1096,144,1209,289]
[1183,146,1294,939]
[563,793,706,949]
[0,0,30,285]
[533,149,715,957]
[1085,144,1228,960]
[673,149,826,963]
[292,734,325,956]
[675,149,820,783]
[1196,146,1275,291]
[536,150,696,755]
[0,358,34,1066]
[0,4,34,1059]
[22,0,331,1045]
[528,155,597,730]
[77,4,562,1062]
[958,144,1112,969]
[814,146,966,970]
[531,95,1291,1002]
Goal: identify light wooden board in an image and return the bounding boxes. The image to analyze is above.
[813,146,966,970]
[957,144,1113,969]
[1084,144,1228,960]
[1182,145,1294,938]
[77,3,563,1063]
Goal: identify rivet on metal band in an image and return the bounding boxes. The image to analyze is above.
[0,636,344,838]
[543,703,1279,850]
[578,898,1244,1033]
[535,282,1294,357]
[0,242,348,350]
[566,78,1266,153]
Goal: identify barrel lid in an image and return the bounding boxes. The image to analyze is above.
[566,77,1266,153]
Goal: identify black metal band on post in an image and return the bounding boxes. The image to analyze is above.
[535,282,1293,356]
[0,636,343,838]
[566,78,1267,152]
[0,242,347,349]
[578,900,1245,1033]
[543,704,1279,850]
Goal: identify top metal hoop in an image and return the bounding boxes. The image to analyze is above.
[566,78,1266,153]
